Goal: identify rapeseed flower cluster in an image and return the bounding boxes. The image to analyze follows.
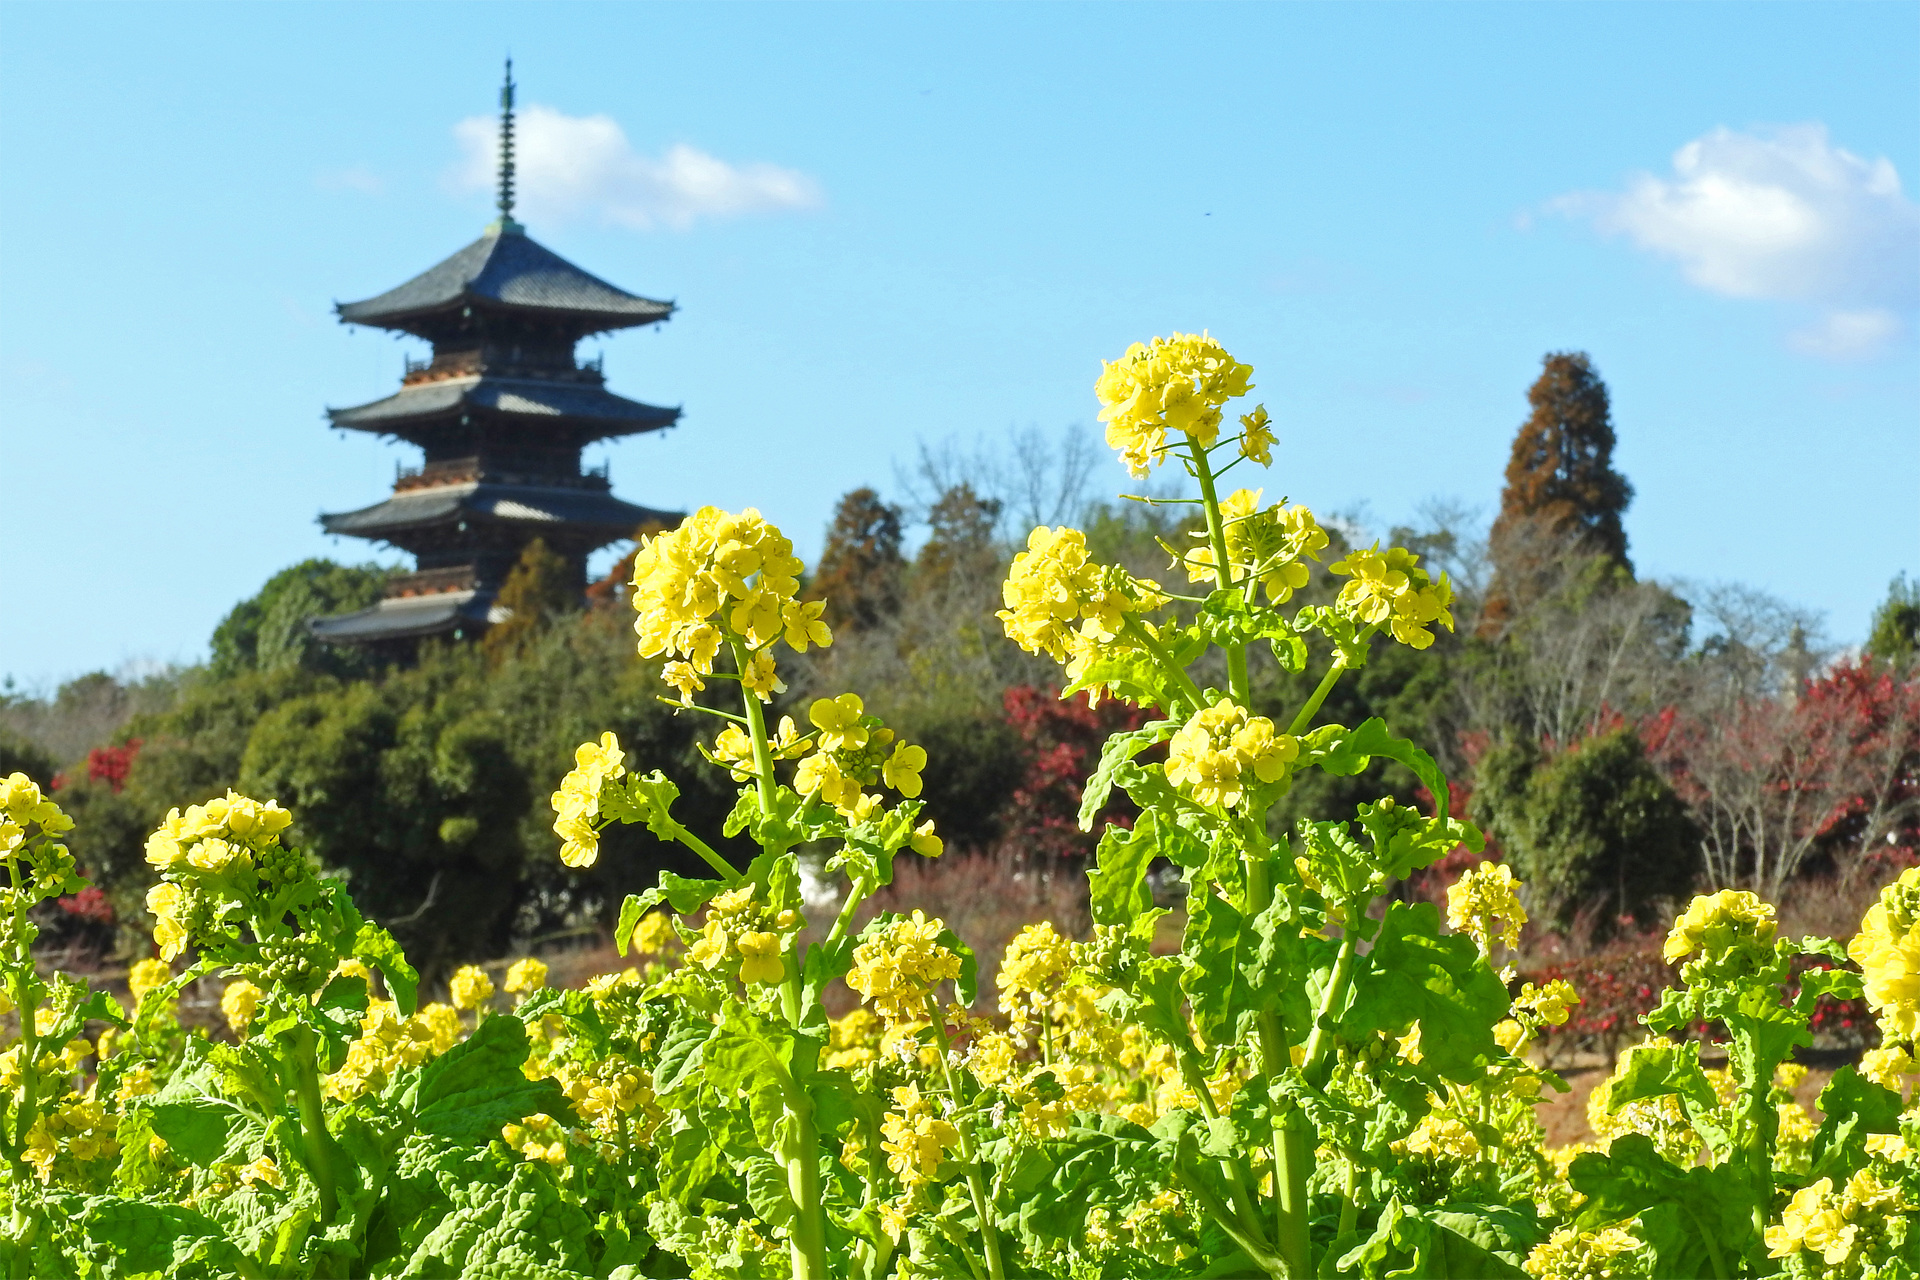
[1765,1170,1907,1268]
[1446,862,1527,956]
[630,506,829,704]
[1849,866,1920,1042]
[550,732,626,869]
[1523,1224,1651,1280]
[1181,489,1328,602]
[879,1083,959,1187]
[140,789,297,961]
[1,772,72,856]
[127,958,172,1005]
[220,979,262,1037]
[321,999,462,1100]
[997,921,1076,1031]
[1093,332,1255,476]
[1664,888,1778,977]
[502,1113,572,1168]
[23,1092,118,1181]
[1329,545,1456,650]
[1164,701,1298,810]
[998,526,1169,684]
[847,911,962,1024]
[686,886,795,987]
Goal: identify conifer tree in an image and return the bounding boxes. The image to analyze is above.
[1485,352,1634,625]
[483,538,577,662]
[810,488,905,632]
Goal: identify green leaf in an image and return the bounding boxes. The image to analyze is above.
[1078,720,1177,831]
[1309,718,1449,819]
[354,921,419,1015]
[1569,1133,1758,1277]
[413,1014,570,1145]
[1089,816,1158,926]
[1063,650,1181,711]
[653,1015,714,1097]
[615,870,730,951]
[1340,901,1507,1083]
[1336,1199,1535,1279]
[77,1197,249,1277]
[993,1113,1159,1247]
[39,988,130,1050]
[1811,1065,1904,1183]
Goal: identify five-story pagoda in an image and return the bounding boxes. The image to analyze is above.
[312,63,681,647]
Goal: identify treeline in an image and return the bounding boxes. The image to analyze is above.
[5,355,1917,970]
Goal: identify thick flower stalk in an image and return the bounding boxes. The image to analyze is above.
[1179,488,1328,603]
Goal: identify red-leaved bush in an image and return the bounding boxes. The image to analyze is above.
[1000,686,1147,860]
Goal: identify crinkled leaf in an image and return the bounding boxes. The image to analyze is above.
[412,1013,570,1144]
[1811,1065,1904,1183]
[1569,1133,1757,1277]
[1308,718,1449,820]
[1340,901,1507,1083]
[77,1197,250,1278]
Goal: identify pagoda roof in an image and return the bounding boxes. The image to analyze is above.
[309,589,504,644]
[335,225,673,334]
[327,375,680,438]
[319,481,678,542]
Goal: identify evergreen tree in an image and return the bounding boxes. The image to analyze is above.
[484,537,579,663]
[1473,726,1700,934]
[1485,353,1634,625]
[1868,573,1920,666]
[209,559,393,679]
[915,483,1001,591]
[810,488,905,632]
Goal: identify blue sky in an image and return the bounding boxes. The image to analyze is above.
[1,1,1915,688]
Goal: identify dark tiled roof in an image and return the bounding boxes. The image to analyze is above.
[327,375,680,438]
[309,590,501,644]
[335,226,673,332]
[319,481,679,540]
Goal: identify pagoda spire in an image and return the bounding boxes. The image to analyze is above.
[493,58,523,234]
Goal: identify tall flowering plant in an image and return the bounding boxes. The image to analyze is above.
[553,505,963,1280]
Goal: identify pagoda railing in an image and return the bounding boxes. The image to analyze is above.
[394,457,613,492]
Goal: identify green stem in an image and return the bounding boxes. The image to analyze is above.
[928,999,1007,1280]
[1119,616,1206,715]
[287,1026,339,1220]
[1171,1163,1288,1279]
[728,638,778,817]
[1287,661,1347,737]
[781,1091,829,1280]
[1188,440,1252,707]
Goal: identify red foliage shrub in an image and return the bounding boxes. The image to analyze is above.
[1000,686,1147,860]
[85,738,142,793]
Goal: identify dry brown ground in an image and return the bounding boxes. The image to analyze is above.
[1535,1058,1835,1149]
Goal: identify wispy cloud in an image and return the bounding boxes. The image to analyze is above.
[452,104,821,231]
[315,166,384,195]
[1552,124,1918,359]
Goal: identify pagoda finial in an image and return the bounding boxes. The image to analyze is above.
[493,58,523,233]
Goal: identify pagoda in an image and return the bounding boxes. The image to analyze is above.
[312,63,681,647]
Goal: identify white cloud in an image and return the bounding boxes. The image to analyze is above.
[1554,124,1919,359]
[316,166,383,195]
[1786,308,1905,361]
[453,104,821,231]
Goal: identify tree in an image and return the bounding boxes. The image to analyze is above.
[915,483,1001,592]
[1485,353,1634,627]
[483,537,579,663]
[209,558,392,679]
[810,488,905,632]
[1474,726,1701,933]
[1869,573,1920,666]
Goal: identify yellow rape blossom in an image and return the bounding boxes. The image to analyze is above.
[450,965,495,1012]
[221,980,263,1037]
[1446,862,1527,955]
[505,957,548,996]
[735,931,785,985]
[1850,867,1920,1041]
[1238,404,1275,466]
[909,821,943,858]
[809,694,868,752]
[550,731,626,869]
[997,526,1167,684]
[881,742,927,798]
[1523,1224,1649,1280]
[146,881,191,962]
[1094,332,1255,475]
[1163,701,1297,810]
[879,1085,960,1186]
[633,911,678,956]
[127,957,172,1005]
[1329,544,1455,650]
[1182,489,1328,603]
[1665,888,1777,969]
[848,911,962,1024]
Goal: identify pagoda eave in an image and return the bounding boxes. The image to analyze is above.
[309,589,504,645]
[325,375,680,442]
[319,482,678,545]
